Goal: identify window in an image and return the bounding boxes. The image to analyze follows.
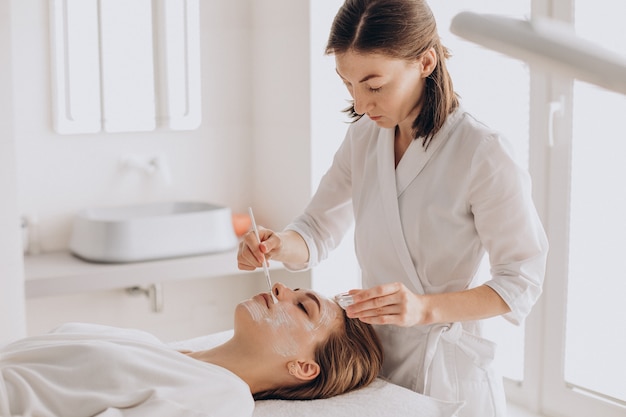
[553,0,626,413]
[433,2,626,416]
[566,80,626,407]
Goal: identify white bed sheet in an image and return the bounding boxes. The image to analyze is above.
[171,330,464,417]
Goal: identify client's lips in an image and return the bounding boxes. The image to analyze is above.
[259,293,271,308]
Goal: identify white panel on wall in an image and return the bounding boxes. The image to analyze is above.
[1,0,26,344]
[158,0,202,130]
[50,0,101,134]
[100,0,156,132]
[49,0,201,134]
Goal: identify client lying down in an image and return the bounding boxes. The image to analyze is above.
[0,283,383,417]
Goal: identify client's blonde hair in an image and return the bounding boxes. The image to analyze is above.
[254,311,383,400]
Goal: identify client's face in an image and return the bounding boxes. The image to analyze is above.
[236,283,342,359]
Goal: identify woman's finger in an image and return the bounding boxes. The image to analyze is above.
[347,282,403,311]
[347,294,394,315]
[357,313,402,326]
[349,303,405,325]
[237,232,265,269]
[346,283,427,327]
[237,227,283,270]
[350,282,403,302]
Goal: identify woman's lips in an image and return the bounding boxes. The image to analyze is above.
[258,293,271,308]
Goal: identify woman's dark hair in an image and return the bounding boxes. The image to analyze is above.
[326,0,459,148]
[253,310,383,400]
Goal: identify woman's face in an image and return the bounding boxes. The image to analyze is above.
[236,283,342,359]
[335,50,427,129]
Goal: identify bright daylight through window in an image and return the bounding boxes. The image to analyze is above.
[566,0,626,406]
[435,1,626,416]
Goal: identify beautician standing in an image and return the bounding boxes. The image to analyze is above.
[238,0,548,416]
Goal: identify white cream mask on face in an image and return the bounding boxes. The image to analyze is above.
[242,297,302,357]
[312,296,337,331]
[243,292,338,357]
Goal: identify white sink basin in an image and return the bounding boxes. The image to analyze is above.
[69,202,238,263]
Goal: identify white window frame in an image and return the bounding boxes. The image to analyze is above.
[506,1,626,416]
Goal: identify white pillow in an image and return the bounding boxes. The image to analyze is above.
[254,378,463,417]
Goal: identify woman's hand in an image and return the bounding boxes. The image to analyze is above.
[345,283,512,326]
[345,282,433,327]
[237,227,282,271]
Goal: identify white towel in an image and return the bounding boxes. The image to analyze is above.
[253,378,463,417]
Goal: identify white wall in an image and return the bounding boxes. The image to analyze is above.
[251,0,362,297]
[0,0,26,345]
[249,0,313,227]
[6,0,354,341]
[309,0,361,296]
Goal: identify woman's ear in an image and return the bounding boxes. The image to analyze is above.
[420,47,437,78]
[288,360,320,381]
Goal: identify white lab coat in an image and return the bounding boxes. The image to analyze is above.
[0,323,254,417]
[286,108,549,417]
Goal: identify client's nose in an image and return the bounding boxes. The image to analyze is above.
[272,282,288,300]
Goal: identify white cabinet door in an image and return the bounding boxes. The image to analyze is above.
[157,0,201,130]
[100,0,156,132]
[50,0,201,134]
[50,0,101,134]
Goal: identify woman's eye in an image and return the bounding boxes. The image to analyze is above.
[369,86,382,93]
[297,302,308,315]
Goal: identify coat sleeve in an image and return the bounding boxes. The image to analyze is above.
[469,135,549,325]
[283,127,355,271]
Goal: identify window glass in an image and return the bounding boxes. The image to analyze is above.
[566,0,626,403]
[430,0,531,382]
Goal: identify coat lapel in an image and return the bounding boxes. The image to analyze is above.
[375,113,463,294]
[376,128,426,294]
[395,128,449,197]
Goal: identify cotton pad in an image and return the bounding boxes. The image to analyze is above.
[334,292,354,310]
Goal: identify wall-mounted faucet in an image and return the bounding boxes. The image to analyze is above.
[125,283,164,313]
[120,154,173,185]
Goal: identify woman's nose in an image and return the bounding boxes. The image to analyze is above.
[353,94,365,115]
[272,282,290,301]
[352,89,370,115]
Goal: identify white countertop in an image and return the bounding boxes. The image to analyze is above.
[23,249,281,298]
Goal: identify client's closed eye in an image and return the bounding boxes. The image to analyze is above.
[294,289,321,318]
[297,302,308,315]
